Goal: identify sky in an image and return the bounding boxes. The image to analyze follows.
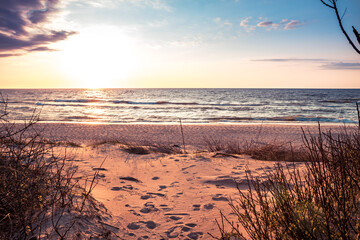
[0,0,359,89]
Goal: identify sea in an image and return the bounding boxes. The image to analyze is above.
[0,88,359,125]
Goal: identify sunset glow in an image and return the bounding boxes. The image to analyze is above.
[59,26,138,88]
[0,0,359,88]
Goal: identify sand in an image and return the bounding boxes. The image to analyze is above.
[33,122,346,147]
[35,123,350,239]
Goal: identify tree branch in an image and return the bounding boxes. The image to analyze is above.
[320,0,335,9]
[353,27,360,46]
[332,1,360,54]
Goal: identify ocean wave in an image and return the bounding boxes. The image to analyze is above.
[36,102,87,107]
[113,100,242,107]
[205,116,355,123]
[320,98,360,104]
[113,100,200,105]
[264,116,355,123]
[64,116,99,120]
[54,99,103,103]
[205,117,255,121]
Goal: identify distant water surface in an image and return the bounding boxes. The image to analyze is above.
[1,88,359,124]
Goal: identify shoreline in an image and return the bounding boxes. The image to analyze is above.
[36,120,355,126]
[27,122,352,148]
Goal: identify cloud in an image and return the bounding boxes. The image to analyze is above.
[28,0,60,24]
[252,58,360,70]
[0,53,23,57]
[322,62,360,70]
[29,46,58,52]
[214,17,233,28]
[257,21,273,27]
[239,17,256,32]
[0,0,75,57]
[240,17,250,27]
[239,17,304,32]
[284,20,304,30]
[253,58,326,62]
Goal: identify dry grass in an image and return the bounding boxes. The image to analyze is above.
[90,139,183,155]
[214,124,360,240]
[0,100,117,239]
[204,136,306,162]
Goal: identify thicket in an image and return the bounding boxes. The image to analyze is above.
[215,123,360,240]
[0,100,115,239]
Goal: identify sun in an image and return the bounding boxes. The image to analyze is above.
[59,26,138,88]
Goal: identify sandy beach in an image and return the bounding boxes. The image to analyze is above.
[34,122,346,147]
[35,123,349,239]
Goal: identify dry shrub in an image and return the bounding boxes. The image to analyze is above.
[91,139,182,155]
[215,125,360,240]
[124,144,150,155]
[0,100,116,239]
[204,136,305,162]
[204,137,242,154]
[243,143,307,162]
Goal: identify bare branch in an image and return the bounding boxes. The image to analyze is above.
[340,8,347,21]
[332,1,360,54]
[321,0,360,55]
[353,27,360,46]
[320,0,335,9]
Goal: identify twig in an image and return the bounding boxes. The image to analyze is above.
[357,102,360,128]
[98,220,120,230]
[179,119,187,154]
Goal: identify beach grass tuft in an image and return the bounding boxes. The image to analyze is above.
[0,101,116,239]
[90,139,183,155]
[204,136,306,162]
[215,124,360,239]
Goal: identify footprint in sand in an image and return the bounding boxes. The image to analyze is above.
[192,204,201,211]
[119,176,141,183]
[129,209,141,216]
[127,221,158,230]
[127,222,141,230]
[93,167,107,171]
[111,185,134,191]
[185,223,197,228]
[170,181,179,186]
[140,202,159,213]
[187,232,204,239]
[140,195,153,200]
[212,194,228,201]
[204,203,214,210]
[160,205,172,212]
[166,226,182,238]
[170,216,182,221]
[96,173,106,179]
[145,221,157,229]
